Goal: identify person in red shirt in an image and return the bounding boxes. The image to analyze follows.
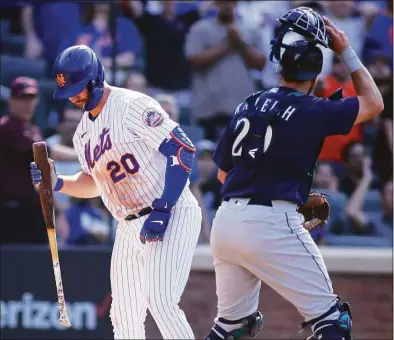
[316,55,363,164]
[0,77,47,244]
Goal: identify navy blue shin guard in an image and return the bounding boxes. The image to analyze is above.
[304,300,352,340]
[206,312,263,340]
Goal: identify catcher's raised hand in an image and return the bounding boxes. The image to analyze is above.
[323,16,350,54]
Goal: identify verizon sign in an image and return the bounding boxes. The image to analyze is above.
[1,293,97,330]
[1,246,114,339]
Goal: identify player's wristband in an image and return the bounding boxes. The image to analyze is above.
[340,46,363,74]
[152,198,172,213]
[53,177,64,192]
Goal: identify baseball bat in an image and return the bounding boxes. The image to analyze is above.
[33,141,71,328]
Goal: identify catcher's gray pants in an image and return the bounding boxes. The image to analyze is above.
[211,198,337,322]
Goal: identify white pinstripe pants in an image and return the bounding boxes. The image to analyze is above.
[110,203,202,339]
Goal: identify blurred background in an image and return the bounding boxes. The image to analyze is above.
[0,0,392,339]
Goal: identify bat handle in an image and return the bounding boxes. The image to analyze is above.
[54,262,71,327]
[48,228,71,327]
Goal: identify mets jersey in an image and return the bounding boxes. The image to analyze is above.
[72,87,193,220]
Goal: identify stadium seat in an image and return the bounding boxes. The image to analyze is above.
[0,85,10,100]
[363,190,381,212]
[174,1,198,14]
[1,35,25,56]
[133,53,146,72]
[0,55,47,86]
[0,20,10,37]
[181,125,204,144]
[133,34,146,72]
[0,98,8,116]
[34,79,58,130]
[208,209,216,223]
[179,106,192,125]
[324,235,392,247]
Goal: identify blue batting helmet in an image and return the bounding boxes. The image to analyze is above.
[270,7,331,81]
[52,45,105,111]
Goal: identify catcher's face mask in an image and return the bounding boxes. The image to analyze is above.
[270,8,327,82]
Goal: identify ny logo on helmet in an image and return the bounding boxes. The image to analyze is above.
[56,74,66,87]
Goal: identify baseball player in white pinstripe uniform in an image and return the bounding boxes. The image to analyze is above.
[30,45,202,339]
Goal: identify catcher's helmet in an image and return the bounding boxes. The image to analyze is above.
[52,45,105,111]
[270,7,330,81]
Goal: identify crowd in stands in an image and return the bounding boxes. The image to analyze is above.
[0,0,392,248]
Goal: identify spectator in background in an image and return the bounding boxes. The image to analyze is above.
[154,93,212,242]
[154,93,179,121]
[363,0,393,65]
[376,179,393,230]
[0,77,46,244]
[0,2,25,35]
[322,0,366,79]
[373,83,393,181]
[195,140,222,213]
[145,0,201,16]
[365,179,393,243]
[340,142,380,197]
[345,158,389,236]
[124,70,148,94]
[236,0,290,89]
[22,2,82,70]
[45,104,83,211]
[325,158,392,247]
[313,162,340,192]
[185,0,265,141]
[366,50,392,98]
[326,0,366,55]
[64,2,140,86]
[357,0,389,12]
[363,50,392,148]
[64,198,112,245]
[120,0,211,108]
[317,55,363,166]
[311,162,348,244]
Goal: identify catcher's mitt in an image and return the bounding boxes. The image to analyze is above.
[298,192,330,232]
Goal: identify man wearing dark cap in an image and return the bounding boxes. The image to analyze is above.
[0,77,47,244]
